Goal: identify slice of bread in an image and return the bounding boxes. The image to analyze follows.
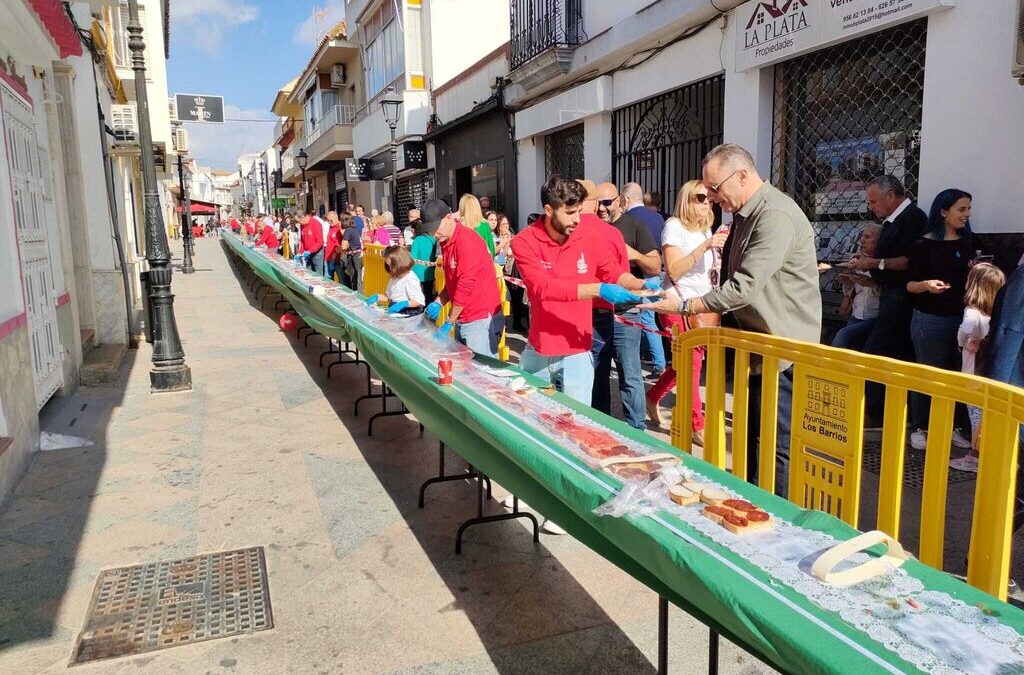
[669,484,699,506]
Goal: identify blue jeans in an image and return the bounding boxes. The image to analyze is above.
[591,311,645,428]
[307,248,325,276]
[909,310,971,432]
[325,260,340,282]
[831,317,876,351]
[640,295,666,371]
[520,345,594,405]
[455,313,503,358]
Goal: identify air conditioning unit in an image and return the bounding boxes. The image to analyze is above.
[1014,0,1024,83]
[330,64,347,88]
[168,97,178,122]
[111,104,138,143]
[173,126,189,153]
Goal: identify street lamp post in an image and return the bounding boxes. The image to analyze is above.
[380,86,403,213]
[126,0,191,392]
[297,148,310,213]
[175,146,195,274]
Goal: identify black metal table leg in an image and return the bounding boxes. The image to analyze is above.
[708,630,719,675]
[368,383,411,436]
[304,329,321,346]
[454,471,538,554]
[658,596,669,675]
[319,338,338,366]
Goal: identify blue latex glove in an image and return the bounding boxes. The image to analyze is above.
[643,277,662,291]
[599,283,642,305]
[364,294,379,306]
[434,322,453,340]
[424,300,443,321]
[386,300,409,314]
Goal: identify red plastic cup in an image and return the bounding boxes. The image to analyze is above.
[438,359,454,385]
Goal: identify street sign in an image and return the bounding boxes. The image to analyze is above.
[271,198,287,209]
[174,94,225,123]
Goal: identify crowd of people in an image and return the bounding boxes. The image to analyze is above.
[238,142,1023,500]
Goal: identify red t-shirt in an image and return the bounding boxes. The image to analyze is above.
[325,224,343,260]
[229,218,240,232]
[299,217,325,254]
[510,214,626,356]
[585,214,629,311]
[244,221,256,236]
[440,222,500,323]
[255,224,279,249]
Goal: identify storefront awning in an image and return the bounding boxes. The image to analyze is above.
[176,202,218,215]
[28,0,83,58]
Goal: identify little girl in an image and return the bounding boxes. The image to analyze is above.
[382,245,425,315]
[949,262,1006,472]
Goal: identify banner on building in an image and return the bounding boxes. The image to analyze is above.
[734,0,954,72]
[174,94,225,123]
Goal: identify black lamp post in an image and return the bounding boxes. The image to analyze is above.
[176,148,195,274]
[126,0,191,392]
[380,85,403,212]
[297,148,310,213]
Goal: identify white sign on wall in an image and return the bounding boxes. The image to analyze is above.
[734,0,955,72]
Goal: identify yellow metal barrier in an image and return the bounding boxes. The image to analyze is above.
[670,326,1024,600]
[362,243,388,299]
[433,260,510,362]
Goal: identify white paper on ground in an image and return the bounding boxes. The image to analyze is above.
[39,431,94,451]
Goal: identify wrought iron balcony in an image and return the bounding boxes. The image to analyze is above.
[510,0,585,71]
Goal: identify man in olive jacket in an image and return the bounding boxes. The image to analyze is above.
[655,144,821,497]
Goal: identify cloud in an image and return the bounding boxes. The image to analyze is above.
[293,1,346,45]
[183,105,276,171]
[174,0,259,51]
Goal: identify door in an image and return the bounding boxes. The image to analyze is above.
[2,83,63,408]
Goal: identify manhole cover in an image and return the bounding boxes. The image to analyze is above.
[72,547,273,665]
[862,442,976,489]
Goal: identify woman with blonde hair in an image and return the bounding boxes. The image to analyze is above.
[645,180,728,443]
[459,194,495,257]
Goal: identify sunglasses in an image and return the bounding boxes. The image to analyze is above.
[707,170,740,194]
[692,193,709,203]
[598,198,617,208]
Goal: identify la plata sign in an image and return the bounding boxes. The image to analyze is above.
[174,93,224,123]
[734,0,954,72]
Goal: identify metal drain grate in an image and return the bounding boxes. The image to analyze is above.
[72,547,273,665]
[862,442,976,490]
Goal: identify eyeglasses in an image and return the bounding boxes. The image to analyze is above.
[598,199,617,208]
[692,193,709,203]
[707,171,740,194]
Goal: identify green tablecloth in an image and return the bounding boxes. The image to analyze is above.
[224,234,1024,674]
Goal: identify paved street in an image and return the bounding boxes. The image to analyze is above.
[0,238,771,674]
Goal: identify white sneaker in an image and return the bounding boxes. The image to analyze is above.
[910,429,927,451]
[952,430,972,449]
[949,454,979,473]
[541,519,567,535]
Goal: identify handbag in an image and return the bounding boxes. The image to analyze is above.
[684,308,721,331]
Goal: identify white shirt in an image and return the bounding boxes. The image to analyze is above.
[386,271,425,307]
[403,226,415,247]
[660,217,713,300]
[849,272,880,320]
[317,216,330,243]
[958,307,991,375]
[884,198,912,224]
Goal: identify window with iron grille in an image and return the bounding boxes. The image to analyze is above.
[544,124,584,181]
[612,75,724,217]
[772,19,927,323]
[510,0,584,70]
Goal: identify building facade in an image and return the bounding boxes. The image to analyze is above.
[506,0,1024,326]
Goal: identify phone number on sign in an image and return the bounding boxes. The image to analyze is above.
[841,0,913,29]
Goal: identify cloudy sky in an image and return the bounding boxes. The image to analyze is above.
[167,0,346,170]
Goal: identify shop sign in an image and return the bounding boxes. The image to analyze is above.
[345,158,370,182]
[402,141,427,170]
[734,0,954,72]
[174,93,225,123]
[367,151,392,181]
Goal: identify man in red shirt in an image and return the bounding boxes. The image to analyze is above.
[244,219,256,238]
[511,176,651,404]
[421,199,503,357]
[229,217,241,233]
[254,220,280,250]
[297,210,327,275]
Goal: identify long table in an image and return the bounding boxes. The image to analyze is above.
[223,233,1024,675]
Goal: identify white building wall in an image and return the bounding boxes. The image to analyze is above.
[917,4,1024,235]
[427,0,509,88]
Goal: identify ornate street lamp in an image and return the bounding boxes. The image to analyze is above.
[176,147,195,274]
[297,148,310,213]
[126,0,191,392]
[380,85,403,213]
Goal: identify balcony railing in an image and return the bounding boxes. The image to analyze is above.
[510,0,585,70]
[304,104,358,147]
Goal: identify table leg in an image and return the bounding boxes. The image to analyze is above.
[659,596,668,675]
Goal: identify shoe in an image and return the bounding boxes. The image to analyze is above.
[949,454,979,473]
[541,519,567,535]
[649,368,665,379]
[910,429,927,451]
[646,398,664,427]
[691,429,705,447]
[952,430,972,449]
